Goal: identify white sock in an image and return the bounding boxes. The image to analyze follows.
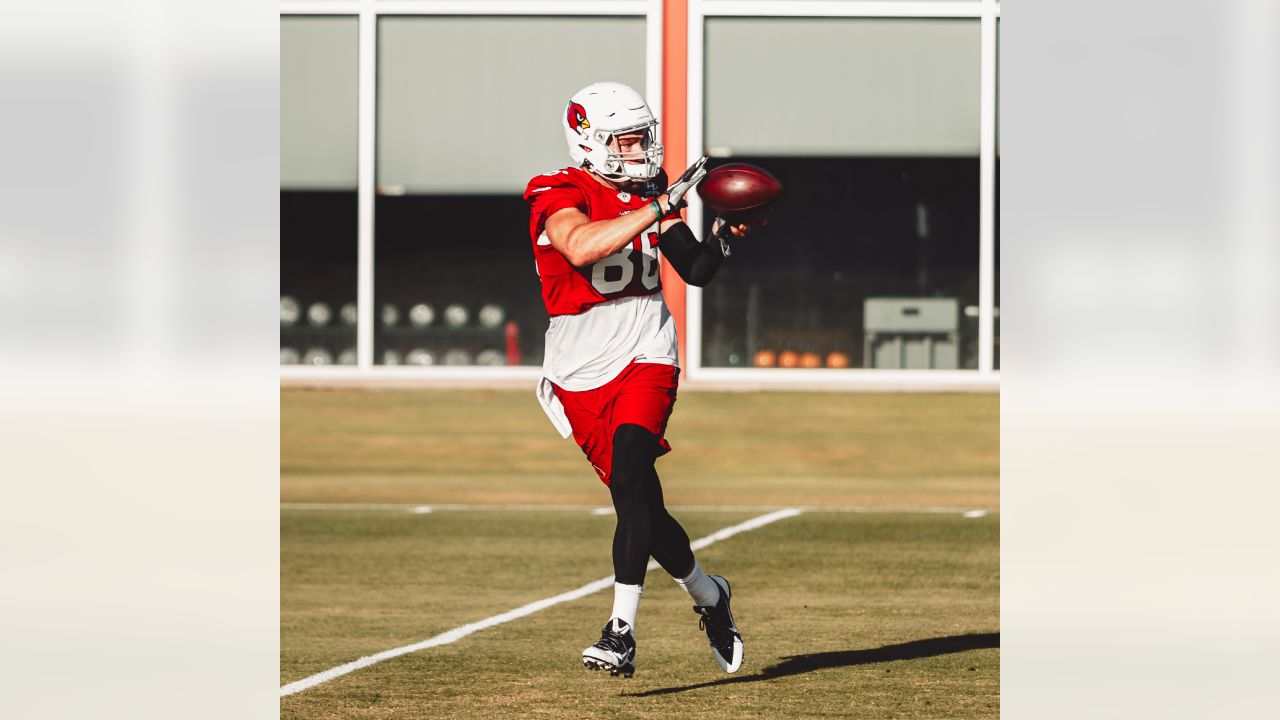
[674,560,721,607]
[610,583,643,629]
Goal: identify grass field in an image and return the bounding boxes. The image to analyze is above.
[281,389,999,719]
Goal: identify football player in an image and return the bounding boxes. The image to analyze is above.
[524,82,753,678]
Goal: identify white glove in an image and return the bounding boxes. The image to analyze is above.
[665,156,709,211]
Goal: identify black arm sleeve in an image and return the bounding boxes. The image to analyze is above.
[659,222,725,287]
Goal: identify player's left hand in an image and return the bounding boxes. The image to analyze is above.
[710,216,751,257]
[711,211,770,256]
[712,217,754,239]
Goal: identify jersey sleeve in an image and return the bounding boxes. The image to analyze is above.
[524,171,589,237]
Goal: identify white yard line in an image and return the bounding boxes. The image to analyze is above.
[281,502,996,515]
[279,508,802,697]
[282,502,606,512]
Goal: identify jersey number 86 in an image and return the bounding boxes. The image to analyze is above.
[591,231,659,295]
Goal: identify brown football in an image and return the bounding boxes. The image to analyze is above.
[696,162,783,214]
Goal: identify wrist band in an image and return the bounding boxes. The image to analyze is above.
[649,200,664,220]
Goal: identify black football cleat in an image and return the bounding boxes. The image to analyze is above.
[693,575,743,673]
[581,618,637,678]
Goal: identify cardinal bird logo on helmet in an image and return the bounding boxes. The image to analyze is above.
[567,102,590,132]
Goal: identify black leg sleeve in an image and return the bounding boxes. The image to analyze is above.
[648,482,695,579]
[609,424,697,582]
[659,221,725,287]
[608,424,661,585]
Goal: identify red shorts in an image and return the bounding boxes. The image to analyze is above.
[552,362,679,485]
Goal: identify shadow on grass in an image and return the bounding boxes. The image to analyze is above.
[625,632,999,697]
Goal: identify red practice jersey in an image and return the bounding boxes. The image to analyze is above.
[523,166,670,316]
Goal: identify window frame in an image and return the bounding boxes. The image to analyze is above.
[685,0,999,388]
[280,0,660,381]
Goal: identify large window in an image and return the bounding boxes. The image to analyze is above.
[699,18,983,370]
[280,16,358,366]
[373,16,647,366]
[278,5,999,384]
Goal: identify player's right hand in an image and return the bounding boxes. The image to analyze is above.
[665,156,709,212]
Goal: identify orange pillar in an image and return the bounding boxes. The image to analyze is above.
[660,0,690,371]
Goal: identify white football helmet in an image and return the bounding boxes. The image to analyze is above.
[563,82,664,183]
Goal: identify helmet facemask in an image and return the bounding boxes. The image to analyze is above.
[591,123,664,184]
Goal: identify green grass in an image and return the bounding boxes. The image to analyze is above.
[282,389,998,508]
[281,510,998,719]
[281,389,999,718]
